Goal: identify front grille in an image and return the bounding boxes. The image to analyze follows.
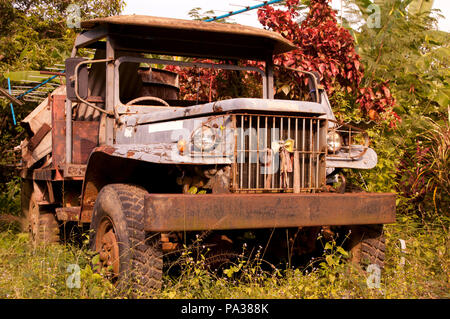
[231,114,327,193]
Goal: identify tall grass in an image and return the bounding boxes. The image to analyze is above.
[160,215,449,299]
[0,229,116,298]
[396,116,450,219]
[0,214,448,299]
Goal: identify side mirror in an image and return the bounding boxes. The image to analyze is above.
[65,57,88,101]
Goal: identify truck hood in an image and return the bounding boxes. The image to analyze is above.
[120,98,327,126]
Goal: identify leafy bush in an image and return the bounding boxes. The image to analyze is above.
[396,115,449,218]
[0,177,20,216]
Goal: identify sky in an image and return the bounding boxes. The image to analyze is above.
[122,0,450,32]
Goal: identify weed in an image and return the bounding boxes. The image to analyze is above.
[0,214,448,299]
[0,230,116,298]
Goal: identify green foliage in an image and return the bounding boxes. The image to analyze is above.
[354,0,449,117]
[0,231,116,298]
[0,0,124,76]
[0,0,124,211]
[0,0,124,89]
[188,7,217,21]
[381,214,449,298]
[160,217,449,299]
[395,114,449,217]
[336,0,450,220]
[0,176,21,217]
[407,0,435,15]
[343,110,449,219]
[0,213,447,298]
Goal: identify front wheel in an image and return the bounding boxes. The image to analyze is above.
[89,184,163,296]
[346,224,386,269]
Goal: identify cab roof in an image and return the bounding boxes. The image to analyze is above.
[79,15,297,60]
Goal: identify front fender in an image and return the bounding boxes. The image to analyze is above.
[79,147,178,223]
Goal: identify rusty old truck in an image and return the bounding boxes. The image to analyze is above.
[19,15,396,293]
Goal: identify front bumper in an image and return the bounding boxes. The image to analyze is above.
[144,193,396,232]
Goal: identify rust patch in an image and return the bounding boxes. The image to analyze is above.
[51,95,66,169]
[212,103,223,113]
[56,207,81,222]
[28,123,51,152]
[72,121,99,164]
[95,145,116,155]
[63,164,86,177]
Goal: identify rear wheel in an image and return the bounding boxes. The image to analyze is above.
[22,180,59,246]
[204,234,240,271]
[89,184,163,296]
[346,224,385,269]
[32,213,60,245]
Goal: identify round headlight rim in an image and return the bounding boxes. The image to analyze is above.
[326,131,343,153]
[192,125,219,152]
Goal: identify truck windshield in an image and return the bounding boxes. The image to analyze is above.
[114,56,267,107]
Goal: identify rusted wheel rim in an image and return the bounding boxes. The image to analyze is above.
[95,217,120,280]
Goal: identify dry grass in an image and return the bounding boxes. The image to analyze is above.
[0,214,448,299]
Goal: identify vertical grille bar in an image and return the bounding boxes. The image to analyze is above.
[232,115,237,191]
[248,115,252,189]
[316,119,320,189]
[264,116,269,189]
[224,116,227,157]
[309,118,313,189]
[302,118,305,189]
[288,117,291,188]
[272,117,275,189]
[240,115,244,189]
[280,117,283,188]
[256,116,260,189]
[295,117,299,190]
[288,117,291,139]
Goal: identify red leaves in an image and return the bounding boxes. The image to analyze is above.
[165,60,219,101]
[356,81,397,125]
[381,85,391,98]
[258,0,364,97]
[258,0,397,123]
[170,0,397,124]
[347,70,353,80]
[318,64,326,74]
[329,63,338,76]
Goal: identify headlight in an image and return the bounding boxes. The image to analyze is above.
[327,131,343,153]
[192,126,218,152]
